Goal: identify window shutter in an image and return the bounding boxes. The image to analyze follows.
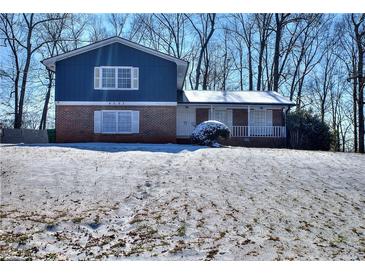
[94,111,102,133]
[131,111,140,133]
[94,67,101,89]
[132,67,139,90]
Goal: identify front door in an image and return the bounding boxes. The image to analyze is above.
[176,107,196,137]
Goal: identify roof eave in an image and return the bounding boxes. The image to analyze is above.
[41,36,188,70]
[178,101,296,106]
[41,36,189,89]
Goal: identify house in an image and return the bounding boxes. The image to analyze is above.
[42,36,295,147]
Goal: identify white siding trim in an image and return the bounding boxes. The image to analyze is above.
[131,111,140,133]
[177,103,284,109]
[93,111,102,133]
[131,67,139,90]
[94,67,101,89]
[56,101,177,106]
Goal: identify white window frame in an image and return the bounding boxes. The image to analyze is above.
[95,66,139,90]
[209,108,233,127]
[249,109,273,126]
[101,110,135,134]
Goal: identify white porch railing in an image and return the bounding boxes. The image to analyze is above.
[230,126,286,138]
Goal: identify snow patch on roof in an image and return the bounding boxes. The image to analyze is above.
[182,90,295,105]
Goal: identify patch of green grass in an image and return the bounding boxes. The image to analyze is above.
[169,240,186,254]
[45,253,57,260]
[129,216,143,225]
[329,234,347,247]
[205,248,219,260]
[216,231,226,240]
[110,240,126,249]
[268,235,280,241]
[177,223,186,237]
[285,227,292,233]
[72,217,83,224]
[351,227,361,236]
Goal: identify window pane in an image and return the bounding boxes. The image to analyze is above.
[102,112,117,133]
[102,68,116,88]
[214,110,227,125]
[117,112,132,132]
[118,68,131,89]
[250,110,266,126]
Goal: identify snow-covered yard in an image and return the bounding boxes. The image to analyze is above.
[0,143,364,260]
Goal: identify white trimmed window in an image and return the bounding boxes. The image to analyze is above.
[94,110,139,134]
[209,109,233,127]
[249,109,273,126]
[249,109,273,136]
[94,66,139,90]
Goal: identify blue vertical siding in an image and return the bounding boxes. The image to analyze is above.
[55,43,177,102]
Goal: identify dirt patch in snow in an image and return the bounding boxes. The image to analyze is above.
[0,143,364,260]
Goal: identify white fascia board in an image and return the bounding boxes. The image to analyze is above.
[177,103,284,109]
[55,101,177,106]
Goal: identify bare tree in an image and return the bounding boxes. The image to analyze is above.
[108,14,129,37]
[272,14,291,91]
[226,14,255,90]
[351,14,365,153]
[39,14,68,130]
[337,16,359,152]
[290,15,327,109]
[0,13,63,128]
[186,13,216,90]
[309,44,337,123]
[255,13,273,91]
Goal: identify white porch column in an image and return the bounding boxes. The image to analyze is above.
[248,106,250,137]
[210,104,213,120]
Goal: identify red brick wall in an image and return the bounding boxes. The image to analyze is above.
[222,137,286,148]
[196,108,209,124]
[177,136,286,148]
[233,109,248,126]
[56,105,176,143]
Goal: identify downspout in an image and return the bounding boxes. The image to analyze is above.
[284,106,290,147]
[284,107,287,138]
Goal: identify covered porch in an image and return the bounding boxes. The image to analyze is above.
[176,90,295,146]
[176,104,287,138]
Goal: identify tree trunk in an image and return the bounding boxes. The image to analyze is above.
[353,72,358,152]
[257,41,265,91]
[15,14,34,129]
[273,14,282,92]
[357,42,364,153]
[353,15,364,153]
[39,71,53,130]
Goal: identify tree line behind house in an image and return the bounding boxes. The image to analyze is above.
[0,13,364,153]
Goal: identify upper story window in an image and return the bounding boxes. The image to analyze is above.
[94,66,139,90]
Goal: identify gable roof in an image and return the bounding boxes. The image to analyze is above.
[180,90,296,106]
[41,36,189,90]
